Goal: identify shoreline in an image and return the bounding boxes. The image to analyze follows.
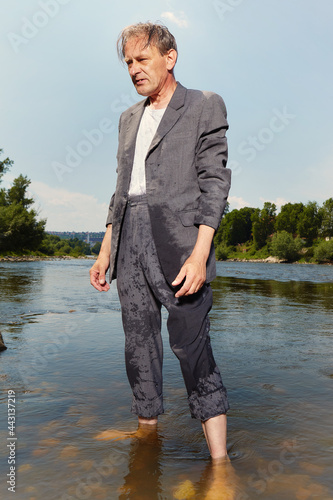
[223,258,332,265]
[224,258,331,265]
[0,255,96,262]
[0,255,331,265]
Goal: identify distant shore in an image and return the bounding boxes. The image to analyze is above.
[224,258,331,265]
[1,255,330,265]
[0,255,96,262]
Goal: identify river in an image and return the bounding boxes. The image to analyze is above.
[0,259,332,499]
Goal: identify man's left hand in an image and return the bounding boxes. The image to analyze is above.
[172,256,206,297]
[172,224,215,297]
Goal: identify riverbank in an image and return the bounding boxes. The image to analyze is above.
[0,255,95,262]
[1,254,331,265]
[0,255,293,264]
[226,256,285,264]
[215,237,333,265]
[224,257,332,265]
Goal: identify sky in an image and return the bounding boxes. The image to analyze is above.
[0,0,332,231]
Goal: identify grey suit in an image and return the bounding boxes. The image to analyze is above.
[106,82,231,420]
[106,82,231,285]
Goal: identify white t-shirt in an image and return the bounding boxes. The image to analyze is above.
[128,105,166,196]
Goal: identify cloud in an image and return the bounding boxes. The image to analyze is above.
[259,197,289,211]
[161,11,189,28]
[228,196,251,210]
[29,181,108,231]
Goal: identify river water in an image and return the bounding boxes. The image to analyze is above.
[0,259,332,499]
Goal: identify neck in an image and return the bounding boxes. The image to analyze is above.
[149,77,177,109]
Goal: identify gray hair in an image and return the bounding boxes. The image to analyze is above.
[117,22,178,62]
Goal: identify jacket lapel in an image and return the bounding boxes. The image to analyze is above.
[148,82,187,155]
[124,99,147,161]
[122,82,187,165]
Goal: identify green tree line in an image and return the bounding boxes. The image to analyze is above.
[1,149,332,262]
[215,199,333,263]
[0,149,91,257]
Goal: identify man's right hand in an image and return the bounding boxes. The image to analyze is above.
[89,224,112,292]
[89,256,110,292]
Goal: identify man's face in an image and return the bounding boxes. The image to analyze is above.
[124,37,173,98]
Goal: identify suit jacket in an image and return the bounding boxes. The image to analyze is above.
[106,82,231,285]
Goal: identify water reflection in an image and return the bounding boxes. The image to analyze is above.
[96,426,242,500]
[0,262,44,303]
[0,260,332,499]
[196,458,242,500]
[212,275,333,312]
[118,426,163,499]
[0,263,45,341]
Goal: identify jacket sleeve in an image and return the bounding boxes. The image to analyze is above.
[105,193,115,226]
[193,92,231,231]
[105,113,124,227]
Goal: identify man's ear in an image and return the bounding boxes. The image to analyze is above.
[166,49,178,71]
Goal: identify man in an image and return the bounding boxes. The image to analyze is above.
[90,22,231,460]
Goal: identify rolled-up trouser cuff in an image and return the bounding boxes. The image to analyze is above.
[188,387,230,421]
[131,395,164,419]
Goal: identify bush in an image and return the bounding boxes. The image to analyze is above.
[91,242,101,255]
[314,239,333,263]
[215,244,230,260]
[271,231,304,261]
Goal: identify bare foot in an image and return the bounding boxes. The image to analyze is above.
[173,479,196,499]
[94,429,137,441]
[94,423,158,441]
[203,457,240,500]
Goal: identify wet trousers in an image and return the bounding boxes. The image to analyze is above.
[116,196,229,421]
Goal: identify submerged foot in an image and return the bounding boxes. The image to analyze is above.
[94,429,137,441]
[203,457,240,500]
[94,423,158,442]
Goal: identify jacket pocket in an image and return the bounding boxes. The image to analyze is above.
[178,210,197,227]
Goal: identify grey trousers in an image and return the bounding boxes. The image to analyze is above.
[116,196,229,421]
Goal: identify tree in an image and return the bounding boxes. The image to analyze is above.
[0,149,14,206]
[275,202,304,234]
[251,202,277,249]
[271,231,304,261]
[314,239,333,263]
[319,198,333,238]
[225,207,255,246]
[6,175,34,208]
[0,148,13,180]
[0,150,46,253]
[223,201,230,215]
[297,201,322,244]
[215,243,229,260]
[91,241,102,255]
[0,203,45,251]
[215,206,255,247]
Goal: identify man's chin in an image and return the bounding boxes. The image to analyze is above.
[135,89,150,97]
[134,83,151,97]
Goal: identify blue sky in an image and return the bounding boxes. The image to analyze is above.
[0,0,332,231]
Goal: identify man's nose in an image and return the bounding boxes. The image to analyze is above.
[129,62,140,76]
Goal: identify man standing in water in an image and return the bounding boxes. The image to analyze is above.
[90,22,231,460]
